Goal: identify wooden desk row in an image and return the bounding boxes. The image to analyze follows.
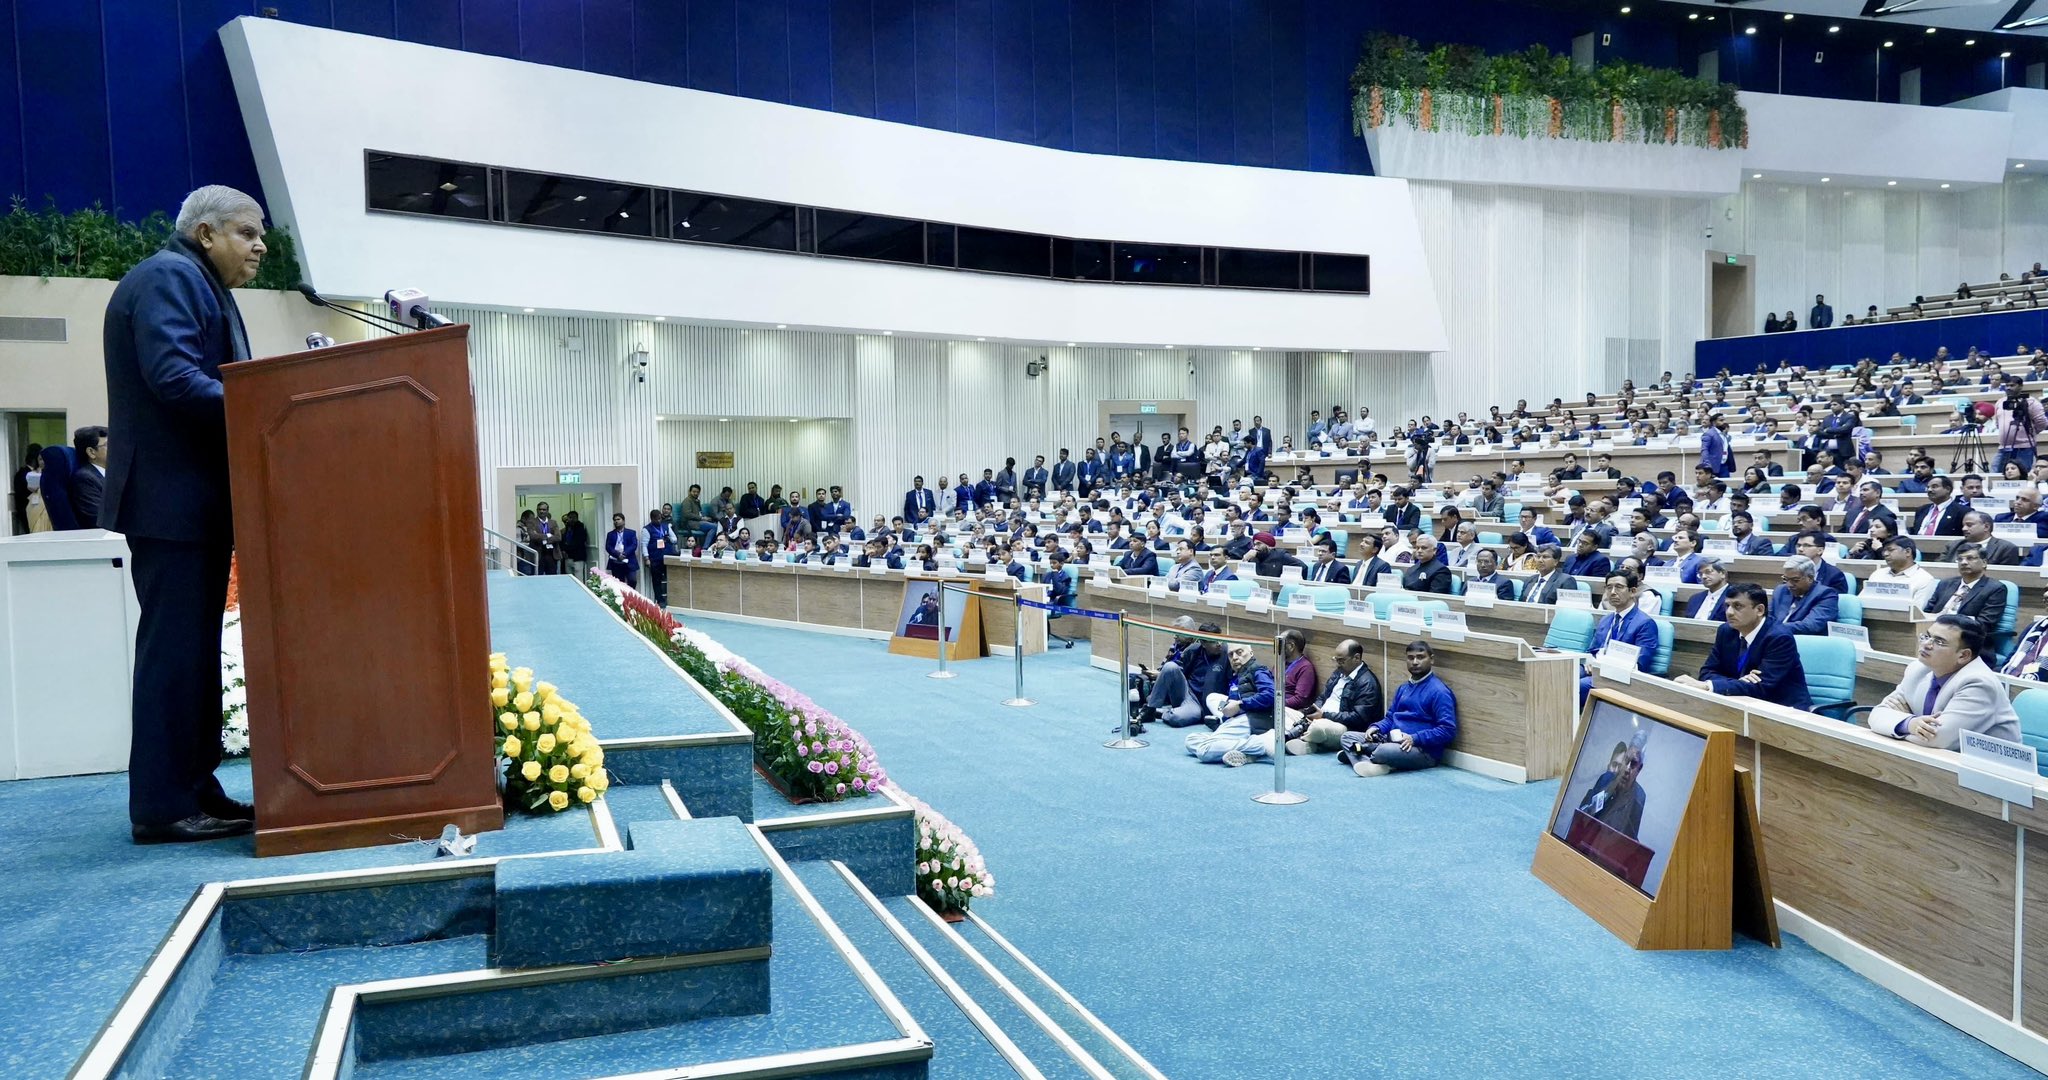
[661,558,1051,655]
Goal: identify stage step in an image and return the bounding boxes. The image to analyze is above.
[949,915,1166,1080]
[881,894,1111,1080]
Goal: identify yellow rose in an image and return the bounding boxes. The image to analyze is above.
[514,666,532,680]
[548,790,569,811]
[536,733,556,754]
[522,712,541,732]
[490,687,510,707]
[548,764,569,784]
[501,735,521,757]
[491,672,508,690]
[570,763,589,780]
[577,786,596,803]
[490,651,506,665]
[498,712,517,731]
[581,746,604,766]
[521,760,542,782]
[563,740,585,760]
[541,702,561,723]
[537,681,557,697]
[512,691,535,713]
[589,771,610,793]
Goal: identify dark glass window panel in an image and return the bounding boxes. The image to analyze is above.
[1054,238,1111,281]
[670,191,797,251]
[956,226,1049,277]
[926,223,956,268]
[813,209,926,264]
[502,171,652,235]
[365,153,490,219]
[1113,242,1204,286]
[1311,253,1371,294]
[1218,248,1302,290]
[797,208,817,253]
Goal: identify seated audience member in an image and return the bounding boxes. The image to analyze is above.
[1466,548,1516,599]
[1868,615,2022,749]
[1116,536,1161,576]
[1617,556,1664,616]
[1579,570,1661,703]
[1675,583,1813,710]
[1686,557,1730,620]
[1923,543,2009,639]
[1336,641,1458,778]
[1186,645,1278,767]
[1948,511,2023,566]
[1847,517,1900,561]
[1198,547,1238,593]
[1729,511,1775,556]
[1401,533,1454,594]
[1351,533,1393,588]
[2001,587,2048,680]
[1276,630,1319,726]
[1163,540,1205,592]
[1284,638,1384,755]
[1561,530,1612,579]
[1573,739,1649,839]
[1522,544,1571,605]
[1250,531,1308,579]
[1841,480,1896,537]
[1911,476,1968,536]
[1138,618,1228,728]
[1789,531,1850,593]
[1304,538,1352,583]
[1770,555,1840,635]
[1445,522,1481,568]
[1862,534,1940,607]
[1666,529,1704,583]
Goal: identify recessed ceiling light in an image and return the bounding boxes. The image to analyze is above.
[1164,345,1176,350]
[1887,180,1897,186]
[1688,11,1697,19]
[1252,347,1262,352]
[1065,342,1077,347]
[975,337,986,341]
[776,324,788,330]
[1619,4,1630,12]
[882,330,893,335]
[788,418,799,424]
[522,307,535,313]
[717,417,730,423]
[619,211,629,218]
[438,181,458,192]
[1926,27,1936,34]
[1941,183,1952,189]
[1744,26,1757,35]
[1966,39,1977,46]
[1821,177,1831,183]
[2004,52,2014,59]
[1752,172,1763,179]
[1782,12,1793,20]
[1829,25,1840,34]
[572,195,587,202]
[1883,41,1894,48]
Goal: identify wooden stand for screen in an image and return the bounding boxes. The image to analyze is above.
[224,326,504,855]
[887,576,984,660]
[1530,688,1735,950]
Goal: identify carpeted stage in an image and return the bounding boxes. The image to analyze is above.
[4,573,2034,1078]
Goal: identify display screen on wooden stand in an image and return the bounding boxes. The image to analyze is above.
[1531,688,1734,950]
[886,577,983,660]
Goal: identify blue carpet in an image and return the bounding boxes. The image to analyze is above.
[2,759,602,1078]
[680,614,2038,1080]
[486,574,737,739]
[355,872,903,1078]
[601,783,682,831]
[162,935,489,1079]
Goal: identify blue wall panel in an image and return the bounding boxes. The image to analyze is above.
[8,1,2042,216]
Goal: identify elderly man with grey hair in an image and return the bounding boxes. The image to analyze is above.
[1767,553,1840,636]
[105,185,269,845]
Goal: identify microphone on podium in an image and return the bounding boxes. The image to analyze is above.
[305,332,335,350]
[384,287,455,330]
[296,283,414,335]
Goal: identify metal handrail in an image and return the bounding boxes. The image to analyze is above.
[484,525,538,575]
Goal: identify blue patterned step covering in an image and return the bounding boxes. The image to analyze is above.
[491,816,771,969]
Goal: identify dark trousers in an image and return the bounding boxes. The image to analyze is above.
[128,537,234,826]
[606,559,638,592]
[646,557,669,607]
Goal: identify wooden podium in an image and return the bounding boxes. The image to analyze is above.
[223,326,503,855]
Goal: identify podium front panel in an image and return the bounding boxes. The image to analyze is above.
[225,326,502,853]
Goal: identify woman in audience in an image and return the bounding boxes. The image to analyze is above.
[1781,310,1800,331]
[1847,517,1898,562]
[1503,531,1537,573]
[1764,312,1783,334]
[2003,460,2029,483]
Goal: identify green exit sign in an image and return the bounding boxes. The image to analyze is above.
[1139,403,1159,414]
[556,469,582,485]
[1725,255,1739,265]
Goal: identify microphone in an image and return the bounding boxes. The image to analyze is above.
[296,283,413,335]
[305,332,335,350]
[385,287,454,330]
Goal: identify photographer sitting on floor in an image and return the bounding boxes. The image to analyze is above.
[1129,617,1227,730]
[1185,644,1277,767]
[1336,640,1459,778]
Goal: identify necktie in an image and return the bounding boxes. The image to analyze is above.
[1922,505,1941,537]
[1944,580,1973,615]
[1922,677,1946,717]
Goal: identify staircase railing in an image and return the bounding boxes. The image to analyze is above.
[484,526,538,575]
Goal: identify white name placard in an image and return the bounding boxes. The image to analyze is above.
[1342,599,1376,627]
[1287,591,1318,620]
[1596,640,1641,683]
[1860,579,1913,611]
[1704,539,1738,558]
[1462,582,1497,608]
[1246,588,1274,614]
[1146,579,1169,598]
[1959,730,2039,806]
[1388,602,1427,633]
[1429,610,1468,642]
[1558,589,1593,610]
[1827,621,1871,656]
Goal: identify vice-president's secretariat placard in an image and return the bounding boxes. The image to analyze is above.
[695,451,735,469]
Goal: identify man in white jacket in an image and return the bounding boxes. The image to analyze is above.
[1868,615,2021,750]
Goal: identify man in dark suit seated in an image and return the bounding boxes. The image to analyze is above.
[1788,531,1850,593]
[1465,548,1516,599]
[1839,480,1898,538]
[103,185,269,843]
[1560,530,1612,580]
[1686,557,1730,621]
[1401,534,1455,594]
[1116,538,1160,577]
[1284,637,1383,756]
[1304,539,1352,584]
[1769,555,1841,635]
[1946,511,2023,566]
[1251,532,1308,579]
[1386,487,1421,532]
[1923,543,2009,639]
[69,425,110,528]
[1522,544,1570,605]
[1351,532,1393,590]
[1910,476,1968,538]
[1674,582,1813,711]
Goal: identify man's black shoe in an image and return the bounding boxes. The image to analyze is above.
[202,796,256,822]
[132,814,254,845]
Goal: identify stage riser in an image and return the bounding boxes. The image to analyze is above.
[604,742,755,821]
[764,817,917,897]
[221,875,492,955]
[112,909,225,1080]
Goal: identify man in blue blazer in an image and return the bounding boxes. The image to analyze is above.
[1117,542,1160,577]
[604,513,641,589]
[1769,555,1840,635]
[103,186,267,844]
[902,475,938,525]
[1579,569,1663,703]
[1685,558,1730,621]
[1561,531,1612,579]
[1051,449,1077,494]
[1022,455,1050,500]
[1675,583,1812,711]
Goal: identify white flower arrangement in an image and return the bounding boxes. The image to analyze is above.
[221,613,249,757]
[901,791,995,914]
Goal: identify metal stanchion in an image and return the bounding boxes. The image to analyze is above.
[926,584,956,680]
[1001,595,1034,707]
[1105,613,1147,749]
[1253,627,1307,805]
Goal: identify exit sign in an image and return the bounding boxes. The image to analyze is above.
[556,469,582,484]
[1725,255,1739,265]
[1139,403,1159,414]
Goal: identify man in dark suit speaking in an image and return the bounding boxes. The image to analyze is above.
[104,185,268,844]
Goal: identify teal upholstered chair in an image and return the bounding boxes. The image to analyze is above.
[1834,594,1863,627]
[1416,600,1451,625]
[1369,592,1420,620]
[1839,570,1859,595]
[1327,529,1350,557]
[1543,609,1597,652]
[1477,531,1505,546]
[1307,585,1350,613]
[1226,579,1255,601]
[1449,575,1466,596]
[2012,689,2048,777]
[1649,617,1675,677]
[1276,582,1300,608]
[1992,580,2022,666]
[1795,635,1859,720]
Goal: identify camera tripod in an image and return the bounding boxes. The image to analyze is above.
[1949,424,1989,473]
